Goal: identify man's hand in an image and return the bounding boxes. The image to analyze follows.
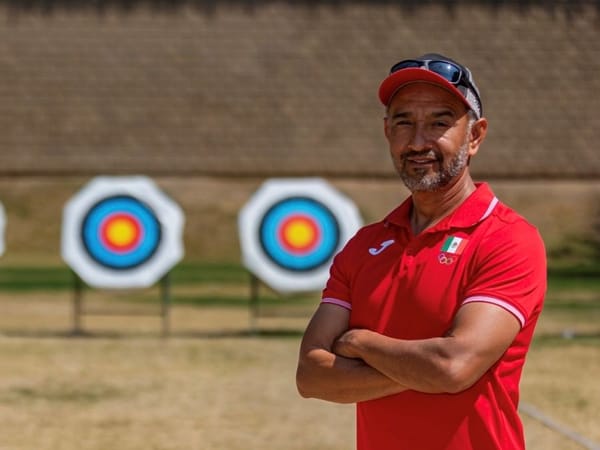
[333,328,372,359]
[297,304,407,403]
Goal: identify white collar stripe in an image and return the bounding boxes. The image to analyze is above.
[479,196,499,222]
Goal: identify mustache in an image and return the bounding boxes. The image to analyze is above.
[401,149,442,161]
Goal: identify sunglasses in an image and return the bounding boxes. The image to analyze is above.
[389,58,481,115]
[390,59,471,86]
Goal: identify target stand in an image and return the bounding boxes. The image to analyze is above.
[62,176,184,337]
[70,270,173,337]
[0,202,6,258]
[239,178,362,330]
[244,272,325,333]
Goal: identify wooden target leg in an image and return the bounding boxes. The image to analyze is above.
[72,271,84,336]
[160,272,171,338]
[249,273,260,334]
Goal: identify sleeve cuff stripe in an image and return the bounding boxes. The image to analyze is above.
[321,298,352,310]
[463,295,525,327]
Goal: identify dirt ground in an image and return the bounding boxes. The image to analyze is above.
[0,291,597,450]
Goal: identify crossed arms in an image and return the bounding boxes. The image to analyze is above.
[296,301,520,403]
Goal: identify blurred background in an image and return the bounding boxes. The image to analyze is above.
[0,0,598,263]
[0,1,598,449]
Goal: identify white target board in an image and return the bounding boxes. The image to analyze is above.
[239,178,362,293]
[62,176,185,289]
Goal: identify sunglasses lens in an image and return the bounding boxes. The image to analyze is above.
[428,61,462,83]
[390,60,421,73]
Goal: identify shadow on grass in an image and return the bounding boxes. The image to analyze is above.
[532,331,600,346]
[6,328,597,343]
[0,327,305,340]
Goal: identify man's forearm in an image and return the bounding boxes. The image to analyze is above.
[333,328,463,393]
[334,303,522,394]
[296,347,407,403]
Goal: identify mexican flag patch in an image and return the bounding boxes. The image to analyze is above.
[441,236,469,255]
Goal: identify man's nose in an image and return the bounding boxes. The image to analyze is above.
[407,124,431,151]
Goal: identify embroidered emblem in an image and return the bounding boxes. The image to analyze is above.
[369,239,395,255]
[441,236,469,255]
[438,253,455,265]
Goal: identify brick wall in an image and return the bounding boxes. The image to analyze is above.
[0,1,598,179]
[0,1,598,263]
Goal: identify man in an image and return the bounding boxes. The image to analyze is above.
[296,53,547,450]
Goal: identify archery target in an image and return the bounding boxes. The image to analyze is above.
[239,178,362,293]
[259,197,339,272]
[62,176,184,289]
[81,196,161,270]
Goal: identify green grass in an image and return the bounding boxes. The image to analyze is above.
[0,260,597,314]
[0,259,598,291]
[547,261,600,291]
[0,260,320,301]
[170,261,249,284]
[544,262,600,314]
[532,333,600,346]
[0,266,74,291]
[0,261,249,292]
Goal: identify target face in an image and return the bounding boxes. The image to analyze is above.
[82,196,161,270]
[239,178,362,293]
[62,177,184,289]
[260,197,339,272]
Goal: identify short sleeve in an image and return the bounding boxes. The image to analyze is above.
[463,220,547,328]
[321,236,357,310]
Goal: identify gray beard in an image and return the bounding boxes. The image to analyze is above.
[399,140,470,192]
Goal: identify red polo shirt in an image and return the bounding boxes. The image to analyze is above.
[322,183,546,450]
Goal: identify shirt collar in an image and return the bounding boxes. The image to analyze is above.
[384,183,499,231]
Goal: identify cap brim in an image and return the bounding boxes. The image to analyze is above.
[378,68,471,111]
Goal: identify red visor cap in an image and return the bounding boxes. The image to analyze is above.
[378,67,473,113]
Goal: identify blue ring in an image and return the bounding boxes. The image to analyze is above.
[81,196,162,270]
[259,197,340,272]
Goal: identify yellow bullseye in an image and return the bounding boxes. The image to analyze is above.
[105,217,138,248]
[283,218,316,250]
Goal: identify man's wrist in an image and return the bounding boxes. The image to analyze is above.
[334,328,371,359]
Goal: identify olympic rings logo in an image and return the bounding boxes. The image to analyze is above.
[438,253,455,265]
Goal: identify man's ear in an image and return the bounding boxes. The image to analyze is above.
[468,118,488,157]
